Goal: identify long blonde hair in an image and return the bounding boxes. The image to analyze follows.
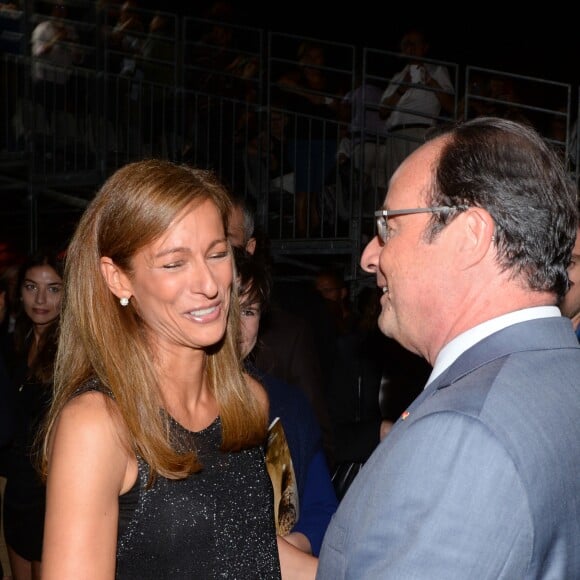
[40,160,268,481]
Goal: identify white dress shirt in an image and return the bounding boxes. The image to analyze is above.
[426,306,562,387]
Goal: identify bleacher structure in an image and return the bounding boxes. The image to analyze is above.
[1,1,578,289]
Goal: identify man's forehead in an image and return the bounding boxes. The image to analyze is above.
[385,138,444,207]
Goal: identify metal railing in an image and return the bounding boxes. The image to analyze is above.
[1,2,577,285]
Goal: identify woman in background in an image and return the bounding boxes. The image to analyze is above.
[3,249,64,580]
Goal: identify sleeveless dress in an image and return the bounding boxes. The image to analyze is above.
[79,379,281,579]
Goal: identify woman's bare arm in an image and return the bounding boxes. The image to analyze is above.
[42,391,136,580]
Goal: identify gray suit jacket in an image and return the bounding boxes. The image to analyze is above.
[317,316,580,579]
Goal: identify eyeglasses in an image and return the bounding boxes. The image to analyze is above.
[374,206,462,243]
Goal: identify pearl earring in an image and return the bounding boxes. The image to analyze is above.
[120,297,130,307]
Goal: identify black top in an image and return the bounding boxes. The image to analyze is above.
[79,379,281,580]
[2,351,52,561]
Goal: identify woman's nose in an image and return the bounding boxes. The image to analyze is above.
[191,261,219,297]
[35,288,47,303]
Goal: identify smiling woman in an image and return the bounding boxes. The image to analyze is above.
[38,160,281,579]
[100,197,233,352]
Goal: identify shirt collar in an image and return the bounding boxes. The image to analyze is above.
[426,306,561,387]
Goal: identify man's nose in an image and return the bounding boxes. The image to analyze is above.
[360,237,380,274]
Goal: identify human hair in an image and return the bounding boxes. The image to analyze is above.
[13,248,64,384]
[229,194,273,266]
[232,246,271,311]
[230,194,255,243]
[40,159,268,481]
[424,117,578,299]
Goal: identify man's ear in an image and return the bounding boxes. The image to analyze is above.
[100,257,133,300]
[245,236,257,255]
[457,208,496,267]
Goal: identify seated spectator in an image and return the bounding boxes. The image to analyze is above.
[187,0,238,94]
[0,0,24,57]
[458,72,532,126]
[244,102,295,225]
[140,12,175,86]
[336,74,389,203]
[106,0,147,154]
[276,41,343,236]
[182,1,256,188]
[378,27,454,184]
[30,1,84,121]
[109,0,145,78]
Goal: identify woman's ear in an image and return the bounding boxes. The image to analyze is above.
[100,257,133,300]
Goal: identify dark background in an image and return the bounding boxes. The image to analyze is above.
[181,2,579,86]
[149,0,578,85]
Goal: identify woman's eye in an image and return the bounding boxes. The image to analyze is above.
[162,261,184,269]
[48,286,62,293]
[23,283,37,292]
[208,251,229,260]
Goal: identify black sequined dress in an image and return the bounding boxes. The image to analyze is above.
[82,381,281,579]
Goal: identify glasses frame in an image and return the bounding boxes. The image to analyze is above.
[374,206,461,243]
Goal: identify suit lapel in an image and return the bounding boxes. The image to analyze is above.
[396,316,579,424]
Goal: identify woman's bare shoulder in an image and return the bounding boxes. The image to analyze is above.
[51,389,130,460]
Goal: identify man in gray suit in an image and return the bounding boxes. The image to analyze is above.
[277,117,580,579]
